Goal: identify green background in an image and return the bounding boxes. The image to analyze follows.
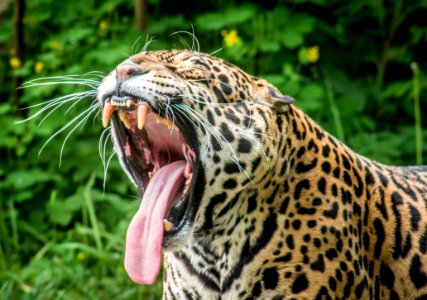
[0,0,426,298]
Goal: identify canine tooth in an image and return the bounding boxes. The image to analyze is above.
[185,176,192,187]
[102,102,115,127]
[148,171,153,178]
[163,219,173,232]
[118,111,132,129]
[126,100,133,107]
[137,105,149,130]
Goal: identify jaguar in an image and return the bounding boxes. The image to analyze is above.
[96,49,427,299]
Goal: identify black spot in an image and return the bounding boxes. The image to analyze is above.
[224,162,245,174]
[286,235,295,249]
[203,192,227,229]
[292,273,309,293]
[218,74,232,95]
[251,156,261,172]
[308,220,317,228]
[238,138,252,153]
[321,161,331,174]
[391,192,403,259]
[380,262,395,289]
[342,154,351,170]
[213,85,226,103]
[279,197,290,214]
[326,248,338,260]
[315,286,331,300]
[294,179,310,200]
[363,232,370,250]
[206,109,215,126]
[247,194,257,213]
[313,238,321,248]
[211,136,222,151]
[317,178,326,194]
[220,123,234,142]
[224,109,240,125]
[223,179,237,189]
[410,254,427,288]
[307,139,319,153]
[297,207,316,215]
[333,167,340,178]
[355,278,367,298]
[322,145,330,157]
[312,198,322,206]
[251,281,262,297]
[296,146,306,158]
[373,218,385,259]
[310,254,325,272]
[343,171,352,186]
[292,219,301,230]
[323,202,338,219]
[331,184,338,196]
[263,267,279,290]
[296,158,318,174]
[328,276,337,290]
[409,204,421,231]
[274,253,292,263]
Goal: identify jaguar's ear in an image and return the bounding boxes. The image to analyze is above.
[254,80,295,112]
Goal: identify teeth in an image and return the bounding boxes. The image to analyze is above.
[148,171,153,178]
[183,174,192,194]
[126,100,133,108]
[185,175,192,187]
[118,111,132,129]
[154,114,173,129]
[102,102,115,127]
[137,105,150,130]
[163,219,173,232]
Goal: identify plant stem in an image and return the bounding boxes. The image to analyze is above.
[83,173,103,251]
[324,73,345,143]
[411,62,423,165]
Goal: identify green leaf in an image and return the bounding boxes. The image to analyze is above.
[196,4,257,31]
[282,30,304,49]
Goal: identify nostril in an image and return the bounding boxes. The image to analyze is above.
[116,62,144,81]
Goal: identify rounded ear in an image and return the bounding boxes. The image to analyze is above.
[254,79,295,112]
[267,87,295,105]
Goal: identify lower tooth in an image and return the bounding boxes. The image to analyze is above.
[118,111,132,129]
[163,219,173,232]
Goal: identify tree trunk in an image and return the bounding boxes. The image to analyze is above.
[134,0,148,32]
[12,0,25,115]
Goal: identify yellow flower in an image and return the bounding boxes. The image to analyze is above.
[34,61,44,73]
[307,46,319,63]
[99,20,108,31]
[221,30,241,47]
[10,57,21,69]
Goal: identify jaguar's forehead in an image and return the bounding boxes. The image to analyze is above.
[128,50,235,71]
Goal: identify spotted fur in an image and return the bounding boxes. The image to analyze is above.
[103,50,427,299]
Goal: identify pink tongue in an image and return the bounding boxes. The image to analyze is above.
[124,160,186,284]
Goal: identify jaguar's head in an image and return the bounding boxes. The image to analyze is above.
[97,50,294,284]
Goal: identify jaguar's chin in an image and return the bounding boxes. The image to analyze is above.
[102,97,199,284]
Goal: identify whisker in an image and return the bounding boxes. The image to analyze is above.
[58,104,99,166]
[38,103,99,159]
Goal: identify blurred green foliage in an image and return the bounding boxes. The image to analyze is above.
[0,0,426,298]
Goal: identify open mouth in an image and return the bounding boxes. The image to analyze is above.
[102,96,197,284]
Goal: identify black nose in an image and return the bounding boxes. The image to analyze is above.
[115,62,143,81]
